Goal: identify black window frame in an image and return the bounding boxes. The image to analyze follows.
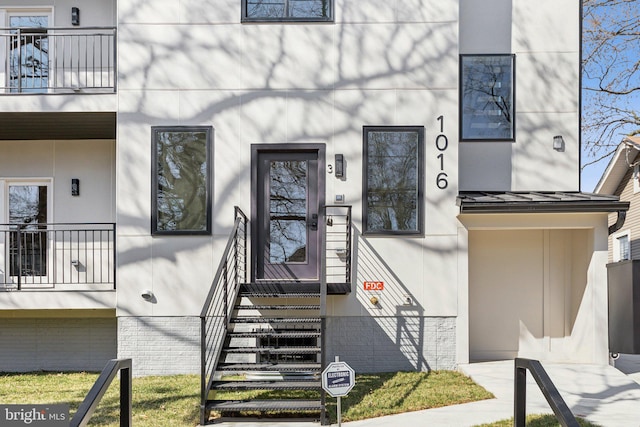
[151,125,213,236]
[362,126,425,236]
[460,54,516,142]
[241,0,334,23]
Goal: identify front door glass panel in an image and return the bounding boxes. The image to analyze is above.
[8,185,48,276]
[269,160,308,264]
[253,147,323,281]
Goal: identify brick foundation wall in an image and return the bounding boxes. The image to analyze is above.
[0,317,117,372]
[117,316,200,376]
[325,316,456,372]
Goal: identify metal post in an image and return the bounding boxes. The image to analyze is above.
[335,355,342,427]
[16,227,22,290]
[514,364,526,427]
[320,206,328,425]
[17,29,22,93]
[223,262,228,325]
[120,365,132,427]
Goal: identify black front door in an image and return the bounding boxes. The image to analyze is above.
[252,144,325,281]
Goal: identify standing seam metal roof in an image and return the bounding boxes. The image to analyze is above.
[457,191,629,213]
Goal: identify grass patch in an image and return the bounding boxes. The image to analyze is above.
[1,370,492,426]
[475,414,601,427]
[323,370,493,423]
[0,372,200,427]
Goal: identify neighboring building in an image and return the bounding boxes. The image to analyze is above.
[0,0,627,415]
[594,136,640,359]
[595,136,640,263]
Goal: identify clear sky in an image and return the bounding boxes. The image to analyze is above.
[581,158,606,193]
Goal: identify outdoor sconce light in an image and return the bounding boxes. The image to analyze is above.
[141,289,154,301]
[335,154,344,178]
[71,7,80,26]
[71,178,80,196]
[553,135,565,152]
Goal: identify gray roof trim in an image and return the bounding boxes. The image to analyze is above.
[458,191,629,214]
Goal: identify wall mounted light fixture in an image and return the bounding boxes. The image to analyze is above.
[71,178,80,196]
[71,7,80,26]
[553,135,565,152]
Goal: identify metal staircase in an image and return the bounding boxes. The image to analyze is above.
[200,206,351,425]
[206,282,324,422]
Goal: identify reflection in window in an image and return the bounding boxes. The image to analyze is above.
[363,126,424,235]
[152,127,212,235]
[269,160,308,263]
[244,0,333,21]
[461,54,515,141]
[617,234,630,261]
[9,185,48,276]
[9,15,49,93]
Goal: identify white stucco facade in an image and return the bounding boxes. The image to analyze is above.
[0,0,617,374]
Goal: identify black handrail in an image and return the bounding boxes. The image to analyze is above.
[70,358,132,427]
[514,358,579,427]
[200,207,248,425]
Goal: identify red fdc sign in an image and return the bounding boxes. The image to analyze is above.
[363,281,384,291]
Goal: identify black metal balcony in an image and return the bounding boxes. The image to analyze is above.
[0,223,115,290]
[1,26,116,94]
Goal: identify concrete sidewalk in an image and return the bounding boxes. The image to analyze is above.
[212,359,640,427]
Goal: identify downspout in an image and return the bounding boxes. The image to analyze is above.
[608,210,627,235]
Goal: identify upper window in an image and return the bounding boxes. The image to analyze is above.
[363,126,424,235]
[460,54,515,141]
[242,0,333,22]
[152,126,212,235]
[7,10,51,93]
[614,230,631,262]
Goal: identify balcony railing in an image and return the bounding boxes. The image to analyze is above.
[0,26,116,93]
[0,223,116,290]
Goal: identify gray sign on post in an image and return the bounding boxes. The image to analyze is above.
[322,360,355,397]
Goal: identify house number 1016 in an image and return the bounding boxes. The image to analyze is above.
[436,115,448,189]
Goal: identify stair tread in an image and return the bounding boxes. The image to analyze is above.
[218,363,321,371]
[239,292,320,298]
[223,346,321,354]
[212,380,321,390]
[242,282,320,292]
[207,399,322,411]
[231,318,321,323]
[228,331,320,337]
[235,305,320,310]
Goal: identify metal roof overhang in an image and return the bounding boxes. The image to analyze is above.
[457,191,629,214]
[0,112,115,140]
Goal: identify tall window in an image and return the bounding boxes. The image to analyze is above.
[460,54,515,141]
[152,126,212,235]
[363,126,424,235]
[242,0,333,22]
[8,12,50,93]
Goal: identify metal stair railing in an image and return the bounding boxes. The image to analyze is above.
[324,205,352,287]
[70,358,132,427]
[199,207,248,425]
[514,358,579,427]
